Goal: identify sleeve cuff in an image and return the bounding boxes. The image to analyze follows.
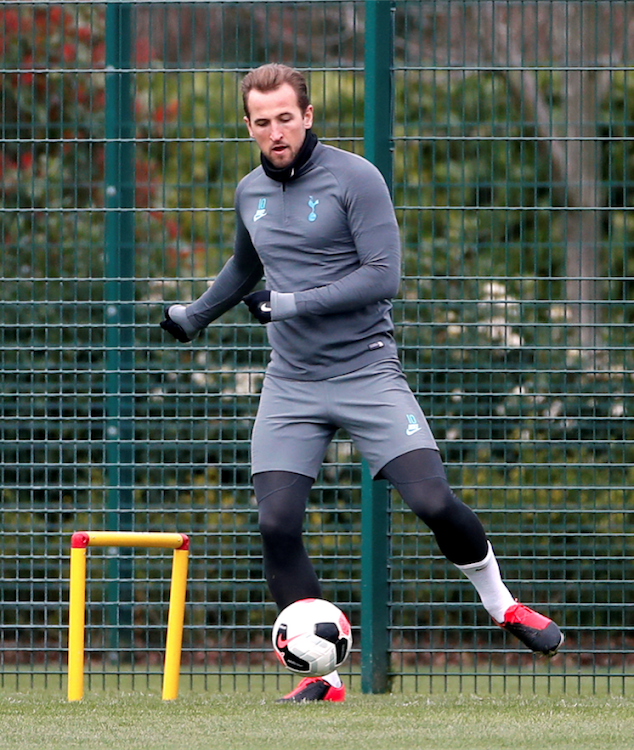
[168,304,199,339]
[270,291,298,320]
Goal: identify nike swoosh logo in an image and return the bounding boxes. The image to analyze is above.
[253,211,267,222]
[276,632,302,650]
[260,303,272,313]
[406,424,422,436]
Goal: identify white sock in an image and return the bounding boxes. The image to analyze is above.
[321,670,342,688]
[455,542,516,622]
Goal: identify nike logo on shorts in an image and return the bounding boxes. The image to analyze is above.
[406,414,421,436]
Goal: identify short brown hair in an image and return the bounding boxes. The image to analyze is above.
[241,63,310,118]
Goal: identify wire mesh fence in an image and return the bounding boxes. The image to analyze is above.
[1,0,633,695]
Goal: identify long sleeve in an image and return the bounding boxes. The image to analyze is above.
[292,162,400,316]
[184,212,264,332]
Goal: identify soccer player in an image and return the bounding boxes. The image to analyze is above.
[161,63,563,703]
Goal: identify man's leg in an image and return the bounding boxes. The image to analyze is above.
[254,470,321,609]
[379,448,563,656]
[378,448,489,564]
[254,470,346,702]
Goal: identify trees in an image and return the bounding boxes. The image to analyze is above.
[3,2,633,651]
[134,0,633,363]
[473,1,634,360]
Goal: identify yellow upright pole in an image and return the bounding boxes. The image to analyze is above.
[68,545,87,701]
[162,546,190,700]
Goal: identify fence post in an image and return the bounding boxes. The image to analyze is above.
[360,462,390,693]
[361,0,394,694]
[104,1,135,653]
[364,0,394,190]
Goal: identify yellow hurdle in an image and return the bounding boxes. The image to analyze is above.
[67,531,190,702]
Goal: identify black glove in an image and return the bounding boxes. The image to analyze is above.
[243,290,272,324]
[160,306,192,343]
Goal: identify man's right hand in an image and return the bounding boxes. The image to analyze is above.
[160,305,196,343]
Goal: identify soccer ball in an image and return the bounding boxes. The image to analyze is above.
[272,598,353,676]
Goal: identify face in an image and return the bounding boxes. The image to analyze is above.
[244,83,314,168]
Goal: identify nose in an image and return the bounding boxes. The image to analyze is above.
[270,124,284,141]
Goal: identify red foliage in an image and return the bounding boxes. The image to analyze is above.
[62,43,76,64]
[19,55,34,85]
[77,25,92,44]
[4,2,186,272]
[19,151,34,171]
[48,7,63,26]
[136,38,151,66]
[92,42,106,66]
[2,8,20,35]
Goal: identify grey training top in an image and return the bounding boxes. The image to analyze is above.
[184,141,402,381]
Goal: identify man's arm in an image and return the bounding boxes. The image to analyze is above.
[161,212,263,340]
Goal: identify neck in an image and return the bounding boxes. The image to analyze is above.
[260,129,318,182]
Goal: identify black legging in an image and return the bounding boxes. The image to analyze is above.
[254,448,489,609]
[255,471,321,608]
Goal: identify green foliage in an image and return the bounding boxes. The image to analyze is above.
[135,70,254,284]
[1,5,106,278]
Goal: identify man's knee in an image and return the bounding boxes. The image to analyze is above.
[254,471,312,545]
[400,475,461,525]
[258,506,303,546]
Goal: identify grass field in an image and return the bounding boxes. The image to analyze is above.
[1,687,633,750]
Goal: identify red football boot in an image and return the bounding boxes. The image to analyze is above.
[276,676,346,703]
[496,601,564,656]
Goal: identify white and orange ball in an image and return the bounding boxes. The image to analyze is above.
[272,598,353,676]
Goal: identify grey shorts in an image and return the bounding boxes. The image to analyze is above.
[251,359,438,479]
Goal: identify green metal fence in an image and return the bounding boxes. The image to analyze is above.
[1,0,633,696]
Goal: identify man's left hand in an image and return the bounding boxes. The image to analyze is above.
[243,290,272,324]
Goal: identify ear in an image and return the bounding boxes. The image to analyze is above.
[303,104,314,130]
[244,115,254,138]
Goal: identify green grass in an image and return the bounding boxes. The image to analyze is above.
[1,689,633,750]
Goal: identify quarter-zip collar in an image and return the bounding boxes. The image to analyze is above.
[260,129,318,184]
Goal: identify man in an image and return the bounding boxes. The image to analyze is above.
[161,63,563,703]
